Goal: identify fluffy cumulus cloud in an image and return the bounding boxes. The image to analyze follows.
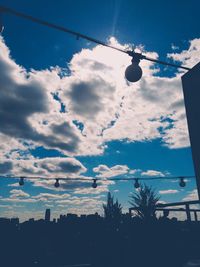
[0,157,86,177]
[1,36,200,163]
[0,36,85,157]
[141,170,165,177]
[10,189,30,198]
[159,189,179,195]
[168,39,200,68]
[93,164,130,178]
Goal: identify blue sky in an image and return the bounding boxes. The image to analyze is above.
[0,0,199,221]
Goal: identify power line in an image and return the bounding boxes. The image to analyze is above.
[0,5,191,71]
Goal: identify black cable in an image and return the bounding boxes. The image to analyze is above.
[0,5,125,54]
[0,175,195,181]
[0,5,191,71]
[144,55,190,71]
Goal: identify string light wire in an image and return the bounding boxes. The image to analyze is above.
[0,175,195,182]
[0,5,191,71]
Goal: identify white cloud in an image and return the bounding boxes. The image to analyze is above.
[73,185,109,195]
[159,189,179,195]
[10,189,30,198]
[168,38,200,69]
[1,160,115,195]
[171,44,179,51]
[93,164,130,178]
[182,189,198,201]
[1,36,199,164]
[33,192,71,201]
[141,170,165,177]
[0,157,86,178]
[7,182,21,187]
[1,184,96,211]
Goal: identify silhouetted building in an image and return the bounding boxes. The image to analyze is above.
[0,218,10,225]
[45,209,51,222]
[67,213,78,219]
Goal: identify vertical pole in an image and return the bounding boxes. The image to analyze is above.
[129,208,132,217]
[185,204,191,222]
[194,211,198,222]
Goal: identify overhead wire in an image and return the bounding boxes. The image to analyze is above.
[0,175,195,181]
[0,5,191,71]
[0,175,195,189]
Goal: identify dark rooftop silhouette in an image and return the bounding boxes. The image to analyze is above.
[0,190,200,267]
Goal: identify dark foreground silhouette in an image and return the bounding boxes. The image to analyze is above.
[0,214,200,267]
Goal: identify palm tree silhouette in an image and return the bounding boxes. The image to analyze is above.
[129,184,160,221]
[103,192,122,221]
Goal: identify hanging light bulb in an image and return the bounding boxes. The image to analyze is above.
[125,53,143,82]
[134,178,140,189]
[19,177,24,186]
[92,179,97,189]
[125,62,143,82]
[179,177,186,187]
[54,178,60,188]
